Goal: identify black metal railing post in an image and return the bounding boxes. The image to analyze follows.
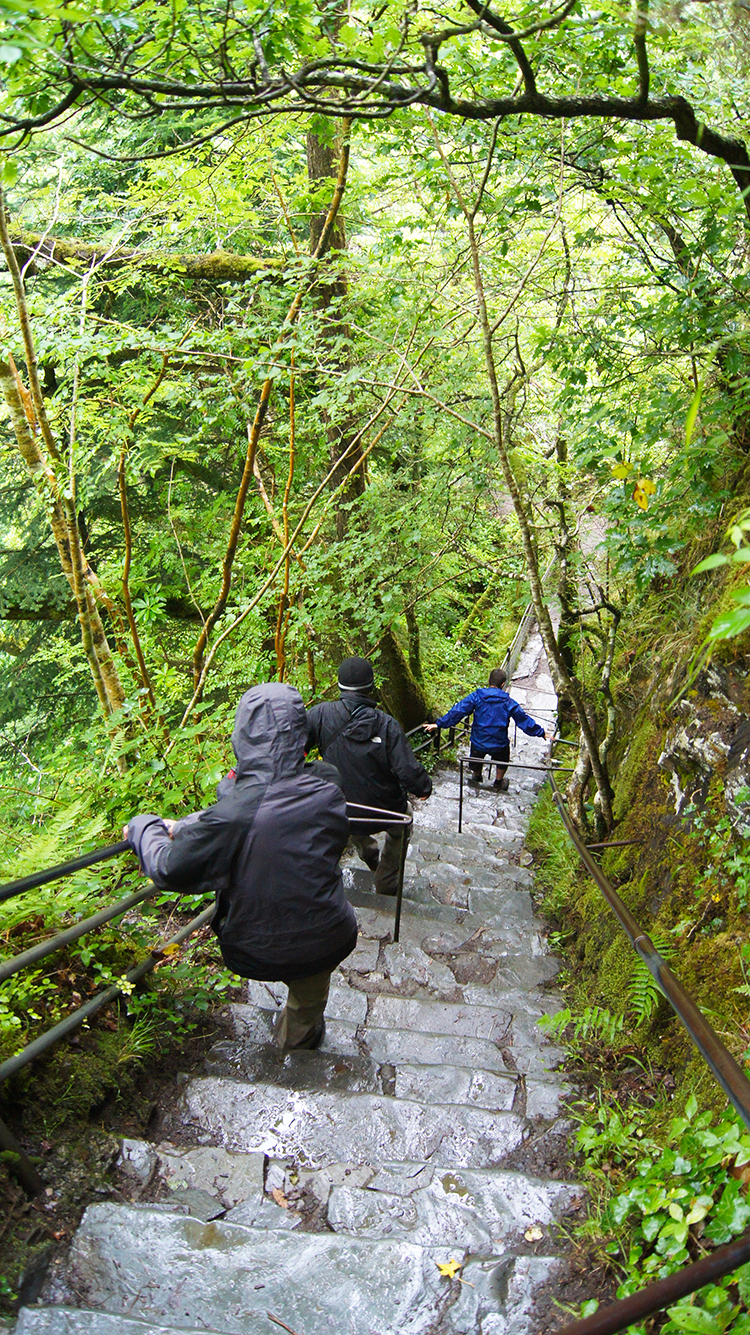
[393,823,410,944]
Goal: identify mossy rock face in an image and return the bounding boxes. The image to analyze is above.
[596,935,637,1015]
[11,1029,139,1134]
[543,599,750,1111]
[611,715,661,824]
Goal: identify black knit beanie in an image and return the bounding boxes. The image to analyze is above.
[338,656,375,693]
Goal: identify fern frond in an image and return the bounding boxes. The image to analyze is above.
[628,960,662,1026]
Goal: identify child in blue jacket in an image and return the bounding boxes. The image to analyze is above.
[427,667,551,790]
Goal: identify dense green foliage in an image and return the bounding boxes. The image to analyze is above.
[1,0,750,1318]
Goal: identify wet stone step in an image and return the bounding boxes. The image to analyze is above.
[204,1039,519,1109]
[407,829,488,853]
[365,994,512,1042]
[354,904,548,955]
[361,1025,513,1073]
[437,949,559,993]
[154,1142,264,1211]
[178,1076,526,1168]
[505,1013,565,1077]
[409,842,515,871]
[379,939,460,997]
[326,1164,579,1250]
[204,1038,381,1094]
[347,886,469,923]
[15,1311,223,1335]
[468,887,535,919]
[418,842,517,868]
[391,1063,518,1110]
[40,1202,557,1335]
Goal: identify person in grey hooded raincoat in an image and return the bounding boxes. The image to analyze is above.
[124,682,357,1050]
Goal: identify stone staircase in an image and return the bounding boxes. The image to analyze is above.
[14,634,577,1335]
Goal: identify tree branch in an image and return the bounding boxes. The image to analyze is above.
[634,1,650,103]
[8,225,279,283]
[464,0,537,95]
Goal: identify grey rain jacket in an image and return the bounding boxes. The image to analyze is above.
[306,694,432,814]
[127,683,357,981]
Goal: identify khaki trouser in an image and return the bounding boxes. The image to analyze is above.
[352,802,412,896]
[274,969,331,1049]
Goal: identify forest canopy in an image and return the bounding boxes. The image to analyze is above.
[0,0,746,836]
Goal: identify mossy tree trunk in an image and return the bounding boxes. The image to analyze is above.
[375,626,432,731]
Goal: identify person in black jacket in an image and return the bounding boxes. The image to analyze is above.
[124,682,357,1050]
[306,656,432,895]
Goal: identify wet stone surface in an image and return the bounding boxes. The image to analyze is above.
[26,628,580,1335]
[179,1077,527,1168]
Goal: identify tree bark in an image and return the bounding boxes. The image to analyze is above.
[306,125,365,536]
[0,182,127,729]
[375,625,432,730]
[0,358,120,721]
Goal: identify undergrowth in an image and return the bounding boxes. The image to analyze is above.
[531,776,750,1333]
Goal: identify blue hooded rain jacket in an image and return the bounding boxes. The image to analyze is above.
[435,687,545,752]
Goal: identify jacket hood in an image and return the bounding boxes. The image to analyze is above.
[230,682,308,784]
[338,695,380,743]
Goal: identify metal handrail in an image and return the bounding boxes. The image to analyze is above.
[0,897,216,1196]
[0,902,216,1087]
[0,883,158,984]
[0,839,131,902]
[556,1231,750,1335]
[548,767,750,1334]
[0,801,412,1084]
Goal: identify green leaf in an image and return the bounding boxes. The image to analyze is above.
[735,1262,750,1306]
[706,607,750,642]
[580,1300,599,1318]
[692,554,729,573]
[666,1305,724,1333]
[685,383,703,447]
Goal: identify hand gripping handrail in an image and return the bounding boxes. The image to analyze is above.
[0,800,414,1195]
[548,769,750,1335]
[0,804,410,903]
[0,801,413,1082]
